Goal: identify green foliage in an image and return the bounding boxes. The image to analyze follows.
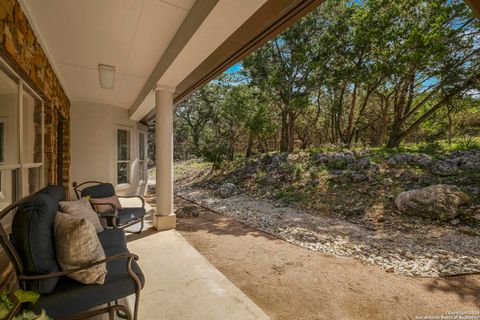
[0,290,50,320]
[275,187,309,204]
[13,310,51,320]
[171,0,479,161]
[13,291,39,305]
[0,291,13,319]
[456,136,480,151]
[293,164,304,180]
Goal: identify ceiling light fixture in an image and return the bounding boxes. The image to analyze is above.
[98,64,116,89]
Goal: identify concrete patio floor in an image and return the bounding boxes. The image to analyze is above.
[124,227,269,320]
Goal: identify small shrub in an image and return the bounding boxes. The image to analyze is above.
[327,158,348,170]
[275,187,308,204]
[292,163,304,180]
[416,140,442,155]
[455,136,480,151]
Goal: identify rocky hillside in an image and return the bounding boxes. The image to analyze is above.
[173,149,480,277]
[178,149,480,232]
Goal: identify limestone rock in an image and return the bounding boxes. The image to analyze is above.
[382,178,393,186]
[387,153,432,167]
[353,157,371,170]
[431,161,459,176]
[449,218,460,226]
[147,184,156,194]
[218,182,236,198]
[176,205,201,218]
[395,185,469,221]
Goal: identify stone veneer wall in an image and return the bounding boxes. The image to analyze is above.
[0,0,71,194]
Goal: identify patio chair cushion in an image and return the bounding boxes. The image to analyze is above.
[97,228,127,250]
[81,183,115,199]
[118,207,146,226]
[11,193,60,294]
[33,240,145,319]
[36,185,65,203]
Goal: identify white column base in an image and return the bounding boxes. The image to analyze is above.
[154,213,176,231]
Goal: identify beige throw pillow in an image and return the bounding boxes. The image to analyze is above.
[54,212,107,284]
[59,198,103,233]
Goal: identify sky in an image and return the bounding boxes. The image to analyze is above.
[225,63,242,74]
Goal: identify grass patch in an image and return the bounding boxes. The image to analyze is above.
[368,136,480,161]
[275,186,309,204]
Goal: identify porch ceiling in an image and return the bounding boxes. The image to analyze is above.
[18,0,267,110]
[19,0,195,108]
[16,0,478,120]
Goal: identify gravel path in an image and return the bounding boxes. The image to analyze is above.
[176,186,480,278]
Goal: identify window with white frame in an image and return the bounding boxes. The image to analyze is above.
[0,61,44,210]
[138,131,147,184]
[117,128,131,185]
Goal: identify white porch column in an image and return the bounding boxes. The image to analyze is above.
[154,85,176,231]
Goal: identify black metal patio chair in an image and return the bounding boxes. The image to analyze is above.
[0,185,144,320]
[74,181,146,234]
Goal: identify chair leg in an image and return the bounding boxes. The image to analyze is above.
[124,217,144,234]
[115,300,129,319]
[133,291,140,320]
[115,304,132,320]
[125,256,142,320]
[135,217,144,234]
[108,302,114,320]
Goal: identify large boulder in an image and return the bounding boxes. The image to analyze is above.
[395,184,469,221]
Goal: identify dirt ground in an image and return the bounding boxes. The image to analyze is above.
[174,197,480,320]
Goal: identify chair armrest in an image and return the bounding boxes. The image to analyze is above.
[91,202,118,213]
[117,196,145,208]
[18,253,139,281]
[98,210,119,228]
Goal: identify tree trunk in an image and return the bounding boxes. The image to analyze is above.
[287,111,295,152]
[377,95,389,146]
[346,83,358,148]
[387,80,471,148]
[246,133,254,158]
[280,111,289,152]
[447,105,453,145]
[192,131,201,155]
[336,83,347,144]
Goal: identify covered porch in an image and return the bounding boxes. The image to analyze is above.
[0,0,479,319]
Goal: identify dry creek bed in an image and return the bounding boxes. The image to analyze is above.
[175,185,480,278]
